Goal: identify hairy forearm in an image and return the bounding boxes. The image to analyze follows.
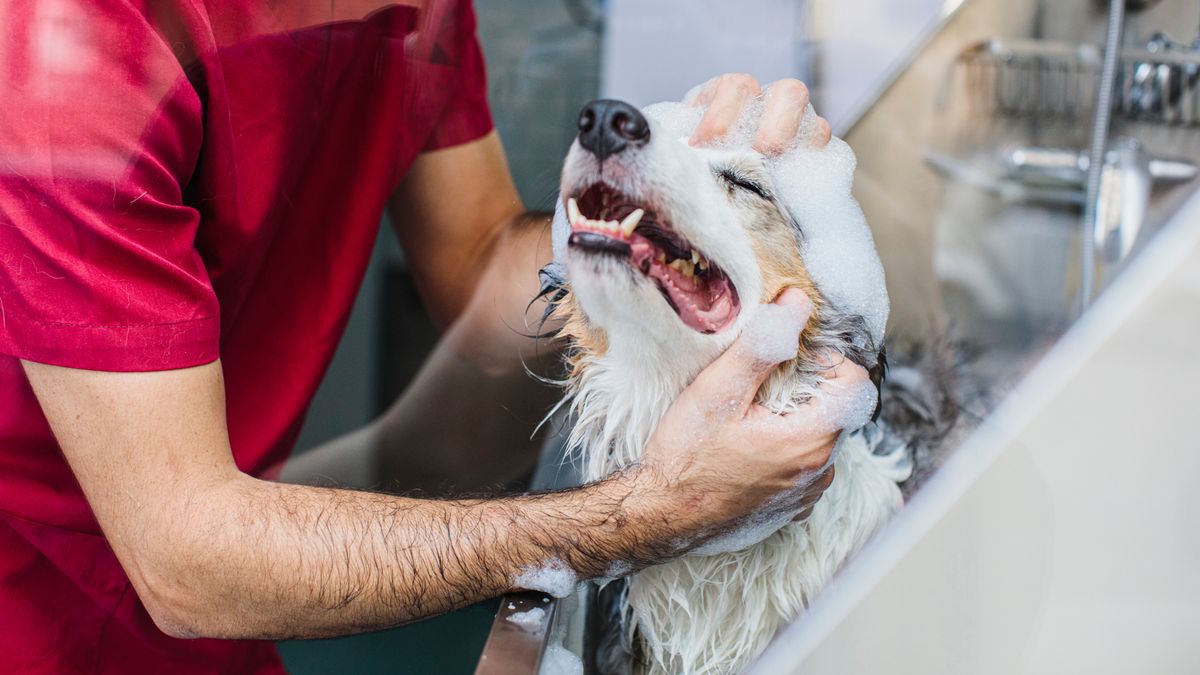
[145,468,674,640]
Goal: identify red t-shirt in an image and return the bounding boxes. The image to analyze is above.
[0,1,493,672]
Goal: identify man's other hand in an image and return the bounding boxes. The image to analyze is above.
[685,74,833,154]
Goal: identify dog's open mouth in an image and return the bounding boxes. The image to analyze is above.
[566,183,740,334]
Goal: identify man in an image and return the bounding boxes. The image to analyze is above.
[0,1,860,672]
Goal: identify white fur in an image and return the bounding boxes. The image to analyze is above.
[555,103,910,674]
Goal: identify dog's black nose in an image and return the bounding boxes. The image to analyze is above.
[577,99,649,161]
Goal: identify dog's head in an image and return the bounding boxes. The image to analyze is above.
[551,98,888,394]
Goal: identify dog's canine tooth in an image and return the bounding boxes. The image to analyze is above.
[619,208,644,236]
[690,250,700,265]
[567,197,582,225]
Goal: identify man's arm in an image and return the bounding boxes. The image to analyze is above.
[387,130,537,335]
[23,290,860,639]
[21,359,662,639]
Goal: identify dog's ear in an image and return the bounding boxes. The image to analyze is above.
[869,345,887,421]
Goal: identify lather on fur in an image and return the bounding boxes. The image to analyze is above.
[538,97,936,674]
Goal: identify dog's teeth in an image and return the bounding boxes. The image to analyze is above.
[656,251,666,263]
[669,259,696,277]
[608,220,620,233]
[567,197,582,225]
[619,209,644,236]
[690,250,700,264]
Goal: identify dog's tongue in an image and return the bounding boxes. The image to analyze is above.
[631,238,740,334]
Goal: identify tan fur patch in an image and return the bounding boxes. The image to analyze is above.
[748,204,827,383]
[556,293,608,379]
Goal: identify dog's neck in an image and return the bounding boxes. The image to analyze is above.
[563,317,723,482]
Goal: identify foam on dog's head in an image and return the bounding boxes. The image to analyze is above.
[551,99,888,347]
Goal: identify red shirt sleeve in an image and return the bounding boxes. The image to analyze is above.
[421,0,495,151]
[0,2,217,372]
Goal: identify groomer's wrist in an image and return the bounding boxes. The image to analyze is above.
[522,469,681,580]
[498,464,703,589]
[598,463,704,561]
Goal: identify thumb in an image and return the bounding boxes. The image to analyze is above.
[691,288,813,415]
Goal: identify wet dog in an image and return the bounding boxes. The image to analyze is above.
[541,97,922,674]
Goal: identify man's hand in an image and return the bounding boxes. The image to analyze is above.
[634,288,870,545]
[685,74,833,154]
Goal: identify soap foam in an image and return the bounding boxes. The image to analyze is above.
[641,100,704,141]
[768,143,889,345]
[596,560,633,586]
[506,606,547,631]
[514,559,577,598]
[812,373,878,434]
[690,499,797,556]
[738,300,806,365]
[539,643,584,675]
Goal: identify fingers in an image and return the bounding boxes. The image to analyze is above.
[687,75,831,153]
[810,116,833,149]
[689,288,813,415]
[781,349,866,385]
[800,356,876,437]
[746,350,873,442]
[817,351,870,384]
[682,76,719,106]
[753,79,809,155]
[689,74,761,147]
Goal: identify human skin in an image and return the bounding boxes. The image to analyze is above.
[20,76,862,640]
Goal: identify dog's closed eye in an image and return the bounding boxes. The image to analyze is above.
[717,168,772,201]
